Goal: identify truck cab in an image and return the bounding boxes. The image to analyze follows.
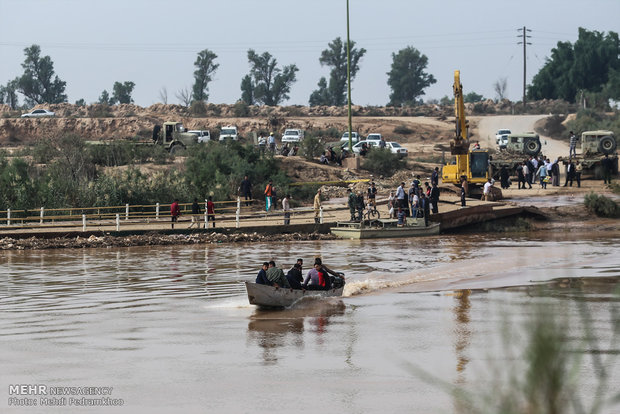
[219,125,238,141]
[281,129,304,143]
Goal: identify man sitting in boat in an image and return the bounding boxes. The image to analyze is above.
[302,258,344,290]
[286,261,304,290]
[255,262,271,285]
[266,261,290,288]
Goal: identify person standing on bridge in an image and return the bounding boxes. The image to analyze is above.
[264,180,273,212]
[206,196,215,228]
[238,175,252,206]
[170,199,181,229]
[282,194,291,225]
[188,198,201,229]
[569,131,577,159]
[314,189,322,224]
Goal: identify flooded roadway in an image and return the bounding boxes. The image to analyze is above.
[1,231,619,413]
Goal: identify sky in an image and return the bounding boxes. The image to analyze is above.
[1,0,619,108]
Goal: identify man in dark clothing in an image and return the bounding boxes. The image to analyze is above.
[431,167,439,187]
[516,163,525,189]
[420,193,430,226]
[500,166,510,189]
[356,191,365,221]
[286,262,304,290]
[188,198,201,229]
[602,154,613,184]
[239,175,252,206]
[347,189,357,221]
[564,160,575,187]
[429,183,440,214]
[255,262,271,285]
[526,158,535,186]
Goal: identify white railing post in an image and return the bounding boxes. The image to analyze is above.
[82,214,86,232]
[7,208,10,226]
[125,204,129,221]
[320,206,324,224]
[236,197,241,228]
[156,203,160,220]
[40,207,44,224]
[116,214,120,231]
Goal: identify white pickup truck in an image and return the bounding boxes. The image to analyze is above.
[281,129,304,143]
[495,129,511,149]
[219,125,238,141]
[188,130,211,143]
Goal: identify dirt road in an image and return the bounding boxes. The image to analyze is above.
[475,115,569,159]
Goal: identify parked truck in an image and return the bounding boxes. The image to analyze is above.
[571,130,618,178]
[489,132,543,178]
[151,121,199,154]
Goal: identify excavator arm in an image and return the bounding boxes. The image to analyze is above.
[451,70,470,155]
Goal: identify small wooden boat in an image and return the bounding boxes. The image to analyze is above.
[330,218,440,239]
[245,282,345,308]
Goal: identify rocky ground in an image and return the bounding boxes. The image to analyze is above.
[0,231,337,250]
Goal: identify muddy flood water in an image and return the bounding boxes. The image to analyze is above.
[1,231,619,413]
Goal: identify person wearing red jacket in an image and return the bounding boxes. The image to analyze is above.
[170,199,180,229]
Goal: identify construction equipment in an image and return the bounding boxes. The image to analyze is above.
[442,71,491,191]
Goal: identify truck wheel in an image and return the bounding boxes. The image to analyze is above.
[598,136,617,155]
[524,139,541,156]
[169,144,185,155]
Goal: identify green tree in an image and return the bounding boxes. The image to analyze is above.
[111,81,135,104]
[387,46,436,106]
[0,78,20,109]
[309,37,366,106]
[192,49,219,102]
[528,28,620,102]
[309,77,331,106]
[240,75,254,105]
[98,90,113,105]
[464,91,484,103]
[242,50,298,106]
[75,98,86,107]
[17,45,67,106]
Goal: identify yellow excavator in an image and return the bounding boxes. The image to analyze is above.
[441,70,491,194]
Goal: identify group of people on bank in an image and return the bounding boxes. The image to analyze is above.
[255,257,344,290]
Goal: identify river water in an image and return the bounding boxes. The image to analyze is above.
[1,231,619,413]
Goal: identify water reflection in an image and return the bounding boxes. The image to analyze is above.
[247,300,346,365]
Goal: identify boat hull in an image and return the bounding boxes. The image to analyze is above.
[330,222,440,239]
[245,282,344,308]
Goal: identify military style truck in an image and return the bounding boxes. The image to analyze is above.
[151,121,199,154]
[572,130,618,177]
[488,132,543,177]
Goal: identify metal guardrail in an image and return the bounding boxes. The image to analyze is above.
[0,198,336,232]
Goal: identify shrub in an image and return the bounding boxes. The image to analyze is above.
[300,135,323,160]
[233,100,250,117]
[584,193,620,217]
[393,124,413,135]
[190,101,207,116]
[362,148,406,176]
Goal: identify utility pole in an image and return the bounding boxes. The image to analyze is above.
[346,0,353,152]
[517,26,531,110]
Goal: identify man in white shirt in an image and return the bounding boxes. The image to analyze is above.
[282,194,291,225]
[396,182,406,214]
[483,178,492,201]
[268,133,276,154]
